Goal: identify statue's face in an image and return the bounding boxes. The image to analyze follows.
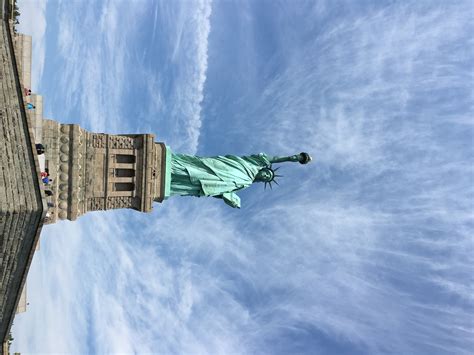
[255,168,273,182]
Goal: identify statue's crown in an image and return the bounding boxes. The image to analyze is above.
[262,165,282,190]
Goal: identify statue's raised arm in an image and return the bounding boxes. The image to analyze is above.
[169,151,312,208]
[268,152,313,164]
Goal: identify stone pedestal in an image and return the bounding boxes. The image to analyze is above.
[42,120,169,222]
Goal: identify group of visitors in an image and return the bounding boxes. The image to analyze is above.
[27,88,56,221]
[24,87,36,110]
[41,168,53,195]
[41,168,53,198]
[35,144,54,197]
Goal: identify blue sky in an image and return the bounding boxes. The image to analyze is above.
[12,0,473,354]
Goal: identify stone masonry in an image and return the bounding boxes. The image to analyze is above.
[41,120,169,223]
[0,17,45,355]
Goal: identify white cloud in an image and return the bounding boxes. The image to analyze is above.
[54,0,149,133]
[168,0,213,154]
[121,0,213,153]
[11,222,90,353]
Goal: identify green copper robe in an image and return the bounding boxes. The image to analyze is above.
[170,153,271,208]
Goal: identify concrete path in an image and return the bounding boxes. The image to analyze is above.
[0,16,45,353]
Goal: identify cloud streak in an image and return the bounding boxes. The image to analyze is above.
[129,0,213,154]
[162,0,213,154]
[54,0,148,133]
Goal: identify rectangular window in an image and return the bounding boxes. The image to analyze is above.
[116,154,135,164]
[115,182,134,191]
[115,169,135,177]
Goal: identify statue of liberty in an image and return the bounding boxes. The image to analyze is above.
[169,152,312,208]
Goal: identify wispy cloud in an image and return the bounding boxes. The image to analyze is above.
[180,0,213,154]
[11,222,90,353]
[137,0,213,154]
[55,0,146,132]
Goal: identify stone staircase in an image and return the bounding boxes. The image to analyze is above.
[0,20,44,350]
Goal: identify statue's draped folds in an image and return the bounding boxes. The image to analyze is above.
[170,153,271,208]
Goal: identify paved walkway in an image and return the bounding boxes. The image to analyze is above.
[0,16,45,353]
